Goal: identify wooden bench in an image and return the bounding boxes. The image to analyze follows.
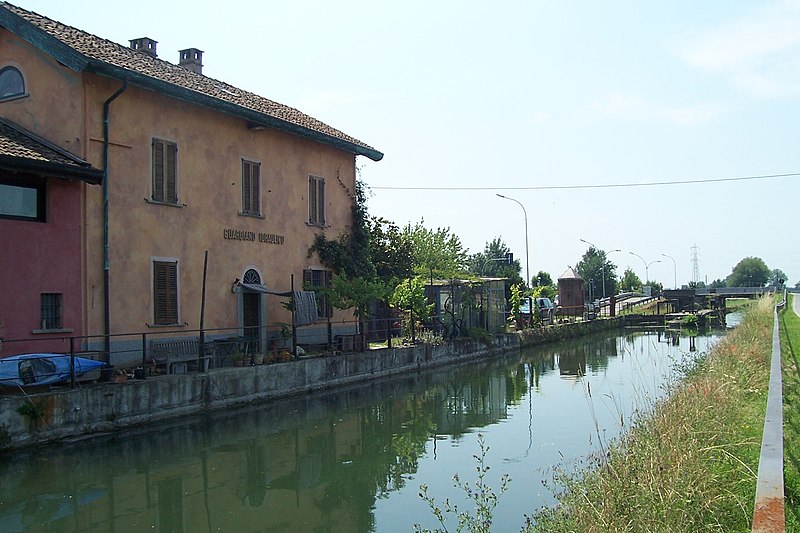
[150,338,211,374]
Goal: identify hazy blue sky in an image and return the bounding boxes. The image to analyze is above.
[24,0,800,286]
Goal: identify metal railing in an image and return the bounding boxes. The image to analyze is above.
[751,292,786,532]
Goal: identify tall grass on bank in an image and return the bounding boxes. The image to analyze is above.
[530,298,773,532]
[779,294,800,529]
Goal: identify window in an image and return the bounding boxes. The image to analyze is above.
[153,260,179,325]
[308,175,325,226]
[0,180,45,222]
[0,66,25,100]
[241,159,260,215]
[152,139,178,204]
[303,269,332,318]
[40,293,62,330]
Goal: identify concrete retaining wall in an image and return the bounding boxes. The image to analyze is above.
[0,319,620,450]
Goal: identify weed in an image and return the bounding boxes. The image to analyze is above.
[414,434,510,533]
[529,297,773,532]
[16,400,45,420]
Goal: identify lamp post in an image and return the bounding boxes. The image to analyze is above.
[628,251,660,285]
[579,239,621,300]
[661,253,677,289]
[496,194,529,288]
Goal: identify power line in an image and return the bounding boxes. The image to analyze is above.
[369,172,799,191]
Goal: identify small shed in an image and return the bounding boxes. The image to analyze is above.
[558,267,585,316]
[425,278,507,337]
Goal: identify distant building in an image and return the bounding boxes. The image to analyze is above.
[557,267,584,317]
[0,3,382,361]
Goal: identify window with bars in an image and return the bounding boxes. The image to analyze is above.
[241,159,260,215]
[308,175,325,226]
[152,139,178,204]
[40,293,62,330]
[303,269,333,318]
[153,260,179,325]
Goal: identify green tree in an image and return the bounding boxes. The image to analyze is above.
[403,219,469,279]
[368,216,414,285]
[531,270,557,301]
[468,237,522,285]
[709,278,727,289]
[619,268,642,292]
[310,180,375,279]
[726,257,771,287]
[390,277,434,333]
[770,268,788,288]
[576,247,618,298]
[532,271,554,287]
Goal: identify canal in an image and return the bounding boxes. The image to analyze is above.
[0,323,733,532]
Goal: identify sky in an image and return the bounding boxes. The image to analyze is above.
[21,0,800,287]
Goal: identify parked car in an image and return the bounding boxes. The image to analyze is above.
[520,297,556,324]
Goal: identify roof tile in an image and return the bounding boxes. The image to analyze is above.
[0,2,382,160]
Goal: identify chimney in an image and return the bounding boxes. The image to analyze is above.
[178,48,204,74]
[129,37,158,58]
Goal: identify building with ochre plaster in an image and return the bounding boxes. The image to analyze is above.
[0,3,382,363]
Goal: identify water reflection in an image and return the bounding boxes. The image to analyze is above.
[0,328,722,532]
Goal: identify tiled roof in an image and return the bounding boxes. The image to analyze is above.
[0,2,383,161]
[559,266,583,280]
[0,117,103,183]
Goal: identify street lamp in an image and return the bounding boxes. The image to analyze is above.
[579,238,620,300]
[628,251,660,285]
[661,253,677,289]
[496,194,529,288]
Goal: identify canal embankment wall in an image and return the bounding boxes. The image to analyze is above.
[0,318,621,449]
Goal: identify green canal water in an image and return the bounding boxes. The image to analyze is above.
[0,323,733,532]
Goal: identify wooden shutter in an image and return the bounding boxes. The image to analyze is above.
[154,261,178,325]
[152,140,164,201]
[242,160,260,214]
[152,140,178,204]
[308,177,317,224]
[252,163,260,214]
[242,161,251,212]
[317,178,325,225]
[165,142,177,204]
[323,270,332,317]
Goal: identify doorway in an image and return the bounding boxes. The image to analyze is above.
[241,268,263,352]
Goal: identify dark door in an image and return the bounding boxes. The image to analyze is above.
[243,292,260,352]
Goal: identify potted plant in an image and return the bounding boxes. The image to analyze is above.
[232,351,246,367]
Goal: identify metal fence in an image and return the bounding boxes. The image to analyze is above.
[751,293,786,532]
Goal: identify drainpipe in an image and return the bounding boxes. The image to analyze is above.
[102,81,128,361]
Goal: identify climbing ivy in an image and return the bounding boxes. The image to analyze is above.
[310,180,375,279]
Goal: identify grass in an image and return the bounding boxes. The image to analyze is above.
[779,294,800,529]
[530,297,774,532]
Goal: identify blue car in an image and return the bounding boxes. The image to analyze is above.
[0,353,106,387]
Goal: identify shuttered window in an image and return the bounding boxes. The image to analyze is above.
[308,175,325,226]
[303,269,333,318]
[152,139,178,204]
[241,159,260,215]
[153,260,178,325]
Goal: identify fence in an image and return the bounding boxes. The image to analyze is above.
[751,293,786,532]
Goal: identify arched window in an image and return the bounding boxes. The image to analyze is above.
[243,269,261,285]
[0,66,25,100]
